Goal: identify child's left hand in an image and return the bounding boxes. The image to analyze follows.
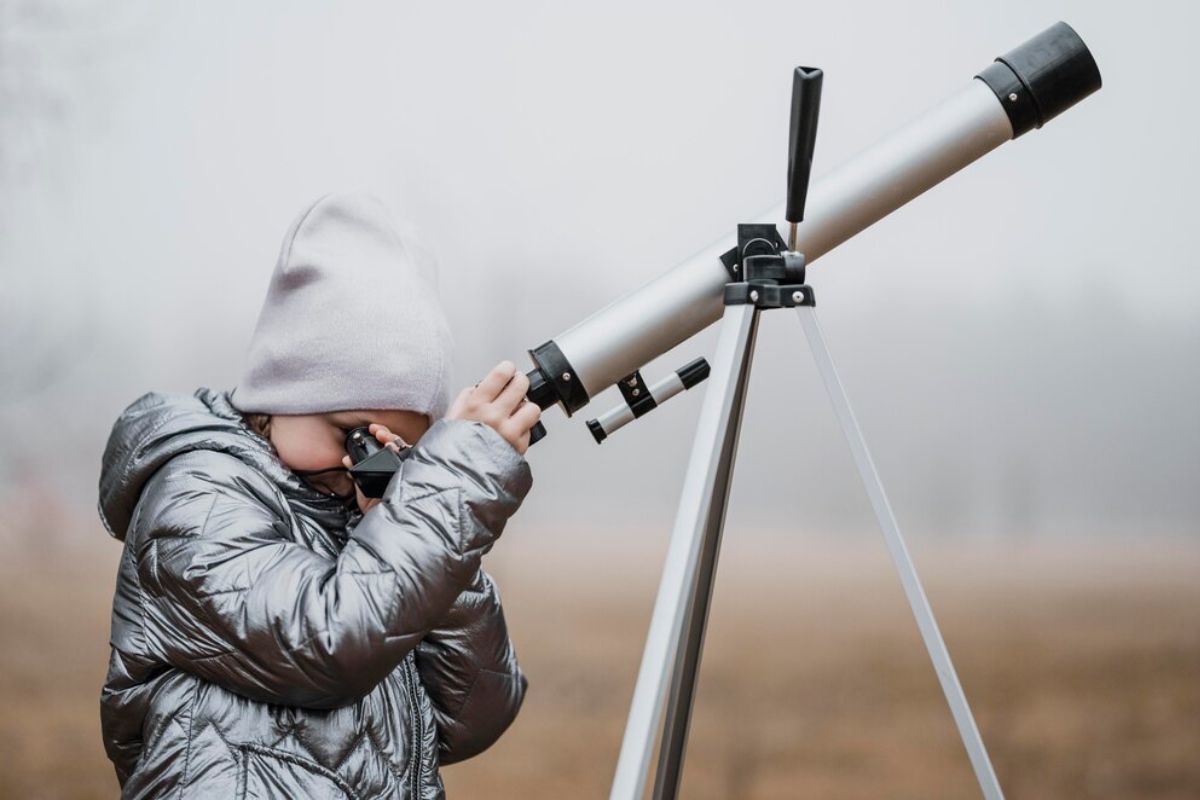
[341,423,408,514]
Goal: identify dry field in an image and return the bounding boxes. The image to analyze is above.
[1,531,1196,799]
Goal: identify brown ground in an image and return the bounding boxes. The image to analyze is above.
[1,531,1196,799]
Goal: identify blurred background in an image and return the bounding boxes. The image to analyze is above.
[1,0,1197,797]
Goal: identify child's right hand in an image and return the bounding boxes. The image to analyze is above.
[446,360,542,455]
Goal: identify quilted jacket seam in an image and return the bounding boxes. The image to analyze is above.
[133,542,150,650]
[198,492,219,535]
[328,727,370,773]
[172,676,201,800]
[282,624,416,657]
[441,666,482,721]
[188,586,251,599]
[364,723,405,778]
[443,666,513,722]
[239,743,362,800]
[280,627,331,657]
[455,486,470,553]
[397,486,454,507]
[345,536,397,576]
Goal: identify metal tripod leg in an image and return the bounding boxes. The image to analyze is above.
[795,305,1005,800]
[610,302,760,800]
[652,304,762,800]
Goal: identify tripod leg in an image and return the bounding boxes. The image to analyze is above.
[653,305,760,800]
[610,302,760,800]
[795,306,1004,800]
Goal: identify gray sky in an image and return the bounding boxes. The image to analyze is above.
[1,0,1197,544]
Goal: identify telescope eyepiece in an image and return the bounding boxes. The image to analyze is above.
[344,426,381,464]
[976,21,1101,137]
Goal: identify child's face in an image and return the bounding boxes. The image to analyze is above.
[270,409,431,500]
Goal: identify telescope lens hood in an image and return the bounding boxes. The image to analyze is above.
[976,21,1101,137]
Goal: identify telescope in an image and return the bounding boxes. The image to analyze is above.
[521,22,1101,441]
[525,20,1099,800]
[347,21,1100,800]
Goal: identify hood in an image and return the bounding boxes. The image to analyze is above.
[98,387,355,541]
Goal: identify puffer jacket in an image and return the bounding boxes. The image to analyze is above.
[97,387,532,799]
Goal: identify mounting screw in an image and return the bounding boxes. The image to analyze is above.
[749,290,760,302]
[1008,92,1018,102]
[631,388,640,397]
[792,290,804,303]
[561,371,572,382]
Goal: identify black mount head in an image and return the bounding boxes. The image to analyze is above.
[720,63,823,310]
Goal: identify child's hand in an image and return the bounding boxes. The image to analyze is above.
[446,360,542,455]
[340,423,408,514]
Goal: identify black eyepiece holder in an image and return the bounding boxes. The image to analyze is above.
[345,426,412,499]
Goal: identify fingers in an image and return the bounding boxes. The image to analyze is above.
[499,399,542,454]
[368,423,406,449]
[494,370,531,416]
[473,360,517,403]
[509,398,542,429]
[442,359,542,456]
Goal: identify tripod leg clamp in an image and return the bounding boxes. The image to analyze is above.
[724,282,815,308]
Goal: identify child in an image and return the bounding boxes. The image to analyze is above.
[97,192,540,799]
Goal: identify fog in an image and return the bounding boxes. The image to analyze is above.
[2,0,1197,548]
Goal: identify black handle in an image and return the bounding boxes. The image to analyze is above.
[786,66,823,225]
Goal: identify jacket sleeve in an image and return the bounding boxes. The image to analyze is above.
[129,419,532,709]
[414,568,527,764]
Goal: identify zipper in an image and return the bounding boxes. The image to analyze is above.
[401,655,424,800]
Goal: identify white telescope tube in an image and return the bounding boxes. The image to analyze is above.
[523,22,1101,428]
[552,79,1012,402]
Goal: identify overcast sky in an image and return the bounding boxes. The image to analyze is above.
[1,0,1197,545]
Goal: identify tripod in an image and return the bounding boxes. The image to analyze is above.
[608,262,1004,799]
[593,29,1100,793]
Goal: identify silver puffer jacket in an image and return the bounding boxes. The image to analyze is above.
[97,388,532,799]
